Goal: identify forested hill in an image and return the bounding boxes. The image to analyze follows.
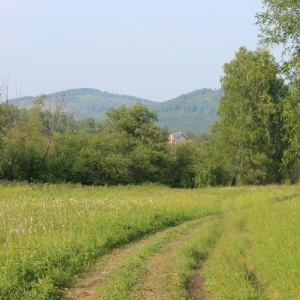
[9,88,153,119]
[9,87,222,133]
[153,88,222,133]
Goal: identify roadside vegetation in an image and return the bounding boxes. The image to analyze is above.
[1,183,300,299]
[0,183,222,299]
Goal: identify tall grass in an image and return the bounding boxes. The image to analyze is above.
[0,183,226,299]
[1,183,300,299]
[247,189,300,299]
[202,186,300,299]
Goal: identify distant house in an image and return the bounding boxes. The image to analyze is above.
[168,132,188,144]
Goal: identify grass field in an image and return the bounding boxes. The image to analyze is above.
[0,182,300,299]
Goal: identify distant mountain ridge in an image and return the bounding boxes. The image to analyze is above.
[9,88,222,133]
[152,88,222,133]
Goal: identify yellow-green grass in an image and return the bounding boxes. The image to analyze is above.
[203,186,300,299]
[97,218,208,300]
[0,182,228,299]
[1,182,300,299]
[92,215,224,300]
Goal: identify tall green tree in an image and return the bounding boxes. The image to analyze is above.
[256,0,300,179]
[256,0,300,79]
[106,103,169,183]
[106,103,166,145]
[167,140,216,188]
[1,97,47,180]
[0,104,9,175]
[210,47,288,185]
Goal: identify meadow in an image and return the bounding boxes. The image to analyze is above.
[0,182,300,299]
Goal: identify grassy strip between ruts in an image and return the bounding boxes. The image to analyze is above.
[93,217,210,300]
[64,218,203,299]
[132,215,224,300]
[65,214,225,300]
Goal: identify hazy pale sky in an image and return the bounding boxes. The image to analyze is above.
[1,0,264,101]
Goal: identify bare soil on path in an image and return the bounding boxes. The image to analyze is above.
[185,261,208,300]
[64,228,172,300]
[64,218,212,300]
[134,226,209,300]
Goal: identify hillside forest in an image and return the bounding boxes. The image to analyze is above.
[0,0,299,187]
[9,87,222,134]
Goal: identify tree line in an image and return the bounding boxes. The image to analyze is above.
[0,98,206,187]
[0,0,299,187]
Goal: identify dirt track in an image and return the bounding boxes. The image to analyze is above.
[64,218,211,300]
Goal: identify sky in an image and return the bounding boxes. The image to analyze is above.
[1,0,265,102]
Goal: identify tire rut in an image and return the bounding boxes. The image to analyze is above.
[186,261,209,300]
[64,230,171,299]
[64,218,210,300]
[134,224,209,300]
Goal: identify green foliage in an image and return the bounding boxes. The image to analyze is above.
[106,103,161,143]
[0,101,173,185]
[152,88,222,133]
[0,99,220,187]
[9,88,154,120]
[168,143,195,188]
[256,1,300,180]
[209,47,289,185]
[280,86,300,180]
[256,0,300,80]
[104,103,170,184]
[1,100,47,181]
[9,88,222,134]
[167,141,216,188]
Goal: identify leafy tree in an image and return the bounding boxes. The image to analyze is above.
[45,132,81,183]
[210,47,288,185]
[167,141,216,188]
[0,98,216,186]
[1,97,47,180]
[76,117,105,133]
[196,139,231,186]
[70,132,132,185]
[41,94,66,161]
[256,1,300,180]
[280,86,300,181]
[256,0,300,79]
[105,103,169,184]
[106,103,165,145]
[0,104,9,175]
